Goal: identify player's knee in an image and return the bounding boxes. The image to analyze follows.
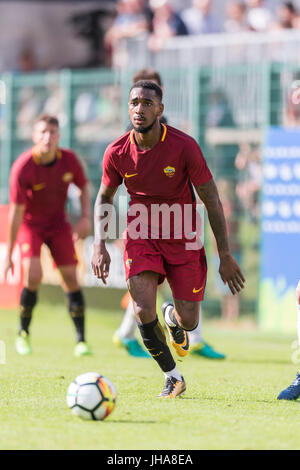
[134,303,156,323]
[61,270,79,292]
[26,272,42,290]
[175,302,199,331]
[66,280,80,292]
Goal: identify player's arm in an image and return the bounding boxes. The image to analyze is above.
[91,183,118,285]
[4,203,25,279]
[72,183,91,241]
[195,179,245,295]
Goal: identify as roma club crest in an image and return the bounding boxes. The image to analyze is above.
[163,166,175,178]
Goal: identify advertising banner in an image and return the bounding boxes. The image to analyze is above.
[259,127,300,333]
[0,205,23,308]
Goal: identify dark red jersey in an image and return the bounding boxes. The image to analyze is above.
[102,124,212,239]
[9,147,87,227]
[102,124,212,200]
[102,124,212,240]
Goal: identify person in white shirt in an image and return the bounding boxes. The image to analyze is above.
[224,1,248,33]
[245,0,273,32]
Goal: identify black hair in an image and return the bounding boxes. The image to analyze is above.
[283,1,296,13]
[130,80,163,101]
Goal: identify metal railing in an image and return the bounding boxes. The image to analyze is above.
[117,29,300,71]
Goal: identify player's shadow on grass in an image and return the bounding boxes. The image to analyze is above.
[201,396,300,404]
[177,397,200,400]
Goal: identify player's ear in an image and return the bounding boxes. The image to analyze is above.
[158,103,164,118]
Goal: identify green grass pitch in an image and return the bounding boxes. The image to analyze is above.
[1,301,300,450]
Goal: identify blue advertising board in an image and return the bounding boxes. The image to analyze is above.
[259,127,300,332]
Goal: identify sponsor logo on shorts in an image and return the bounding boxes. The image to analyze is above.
[62,172,73,182]
[21,243,30,253]
[32,182,46,191]
[163,166,175,178]
[125,172,138,178]
[126,258,132,267]
[193,286,204,294]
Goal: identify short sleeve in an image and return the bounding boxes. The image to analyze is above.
[9,161,27,204]
[69,152,88,188]
[184,138,212,187]
[101,146,122,188]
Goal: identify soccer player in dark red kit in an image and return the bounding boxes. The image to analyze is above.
[92,81,245,398]
[4,114,92,357]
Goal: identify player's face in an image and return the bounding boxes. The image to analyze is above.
[128,87,164,133]
[32,121,60,154]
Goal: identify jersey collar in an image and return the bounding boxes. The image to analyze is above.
[130,123,167,145]
[32,147,62,165]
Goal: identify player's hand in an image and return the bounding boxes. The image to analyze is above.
[3,255,14,280]
[219,253,245,295]
[91,242,111,285]
[73,216,91,242]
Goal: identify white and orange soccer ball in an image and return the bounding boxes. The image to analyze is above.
[67,372,116,421]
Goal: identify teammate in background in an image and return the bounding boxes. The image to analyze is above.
[114,68,226,360]
[3,114,92,357]
[278,280,300,400]
[92,81,245,397]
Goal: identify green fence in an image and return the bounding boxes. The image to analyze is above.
[1,64,297,316]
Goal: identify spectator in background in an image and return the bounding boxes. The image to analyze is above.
[235,143,262,222]
[104,0,150,63]
[180,0,222,35]
[148,0,188,52]
[271,1,298,30]
[132,67,163,86]
[205,88,242,322]
[212,179,241,322]
[283,86,300,127]
[14,48,37,74]
[245,0,273,32]
[223,1,248,33]
[290,4,300,28]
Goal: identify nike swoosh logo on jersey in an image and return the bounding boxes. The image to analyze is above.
[193,286,204,293]
[125,172,138,178]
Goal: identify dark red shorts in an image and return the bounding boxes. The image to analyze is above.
[124,238,207,302]
[17,221,77,266]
